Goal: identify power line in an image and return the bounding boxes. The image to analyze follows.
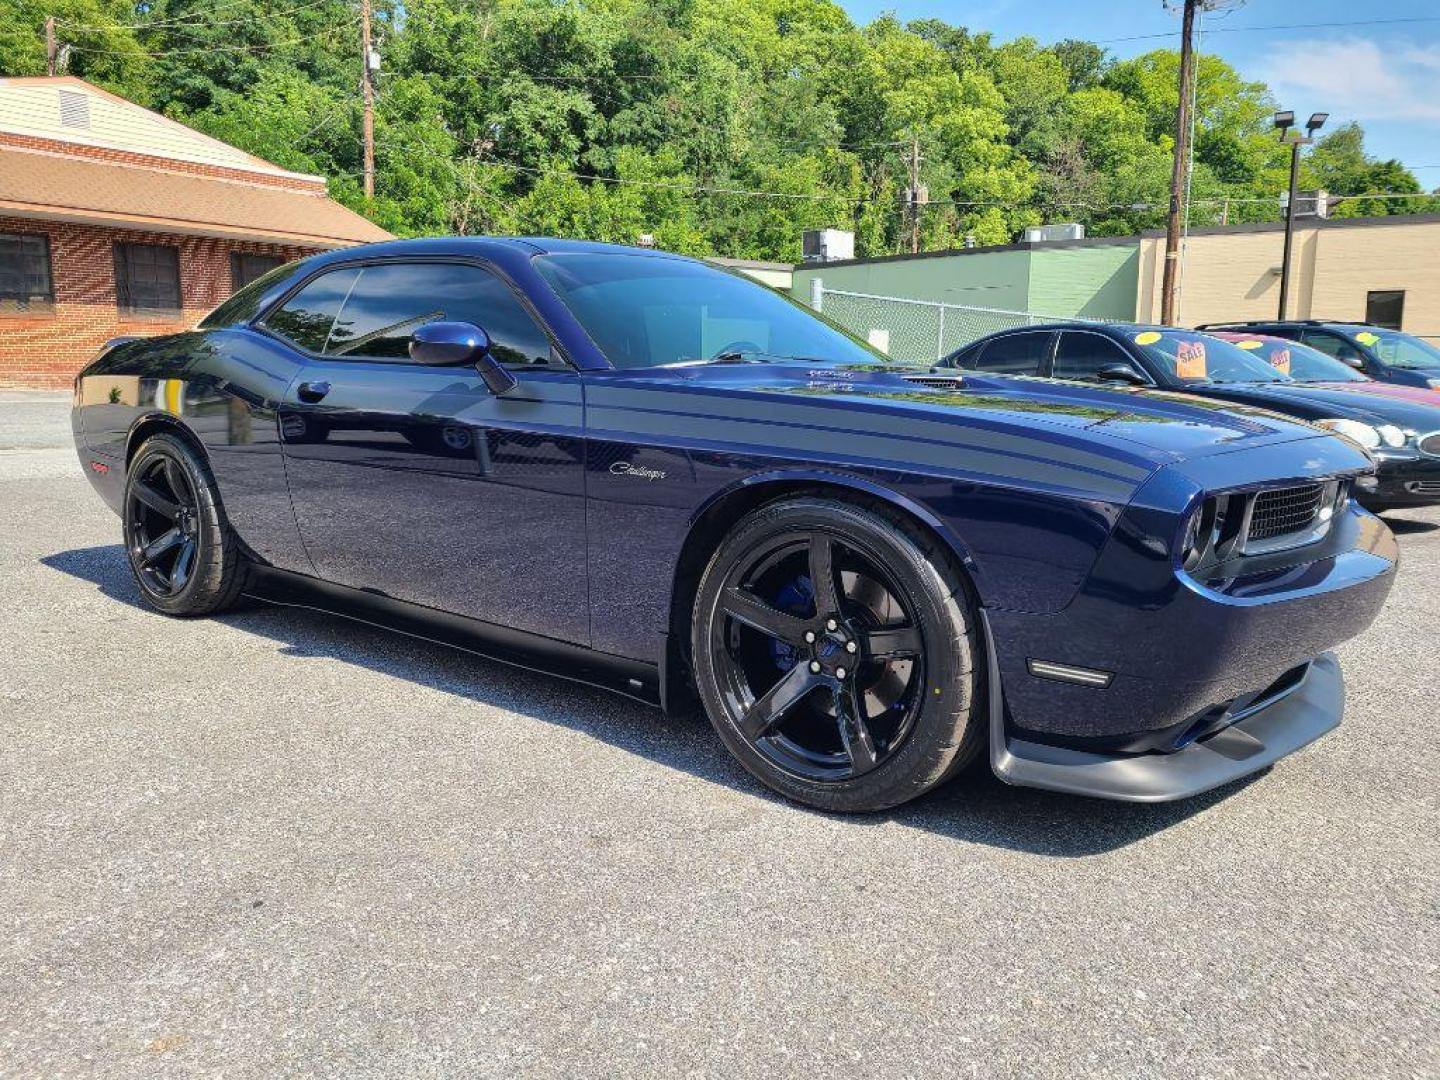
[66,19,355,56]
[363,134,1436,215]
[56,0,337,33]
[1094,15,1440,45]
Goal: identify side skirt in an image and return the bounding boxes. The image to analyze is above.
[244,567,663,708]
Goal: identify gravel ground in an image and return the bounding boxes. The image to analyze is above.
[1,392,1436,1078]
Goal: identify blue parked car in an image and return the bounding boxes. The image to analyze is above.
[1195,319,1440,389]
[940,322,1440,511]
[72,239,1395,812]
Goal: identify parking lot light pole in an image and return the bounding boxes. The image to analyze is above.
[1276,110,1327,319]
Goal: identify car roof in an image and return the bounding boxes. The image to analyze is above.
[295,236,699,275]
[952,321,1175,352]
[300,235,698,268]
[1207,330,1290,343]
[1194,319,1379,332]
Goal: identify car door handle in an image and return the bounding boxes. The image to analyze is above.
[297,381,331,403]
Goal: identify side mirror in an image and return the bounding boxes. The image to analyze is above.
[409,321,517,395]
[1337,352,1365,370]
[1095,364,1147,386]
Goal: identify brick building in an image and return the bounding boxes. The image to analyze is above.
[0,77,390,388]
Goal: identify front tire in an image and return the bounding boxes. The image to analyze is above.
[123,433,250,616]
[691,496,983,813]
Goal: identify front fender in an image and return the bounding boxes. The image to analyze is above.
[686,466,985,578]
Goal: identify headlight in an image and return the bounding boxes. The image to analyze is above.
[1377,424,1407,448]
[1316,418,1381,450]
[1427,378,1440,390]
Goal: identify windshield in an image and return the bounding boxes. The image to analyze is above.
[1131,330,1288,384]
[534,253,885,370]
[1223,337,1367,382]
[1355,328,1440,370]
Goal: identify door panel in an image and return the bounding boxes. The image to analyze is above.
[280,362,588,644]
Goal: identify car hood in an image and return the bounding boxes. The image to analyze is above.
[1304,379,1440,410]
[610,364,1333,465]
[1193,380,1440,432]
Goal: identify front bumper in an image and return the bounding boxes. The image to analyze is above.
[989,648,1343,802]
[986,504,1395,746]
[1359,451,1440,508]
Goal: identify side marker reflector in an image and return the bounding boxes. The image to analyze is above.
[1027,659,1114,689]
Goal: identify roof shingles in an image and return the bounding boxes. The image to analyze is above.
[0,147,390,248]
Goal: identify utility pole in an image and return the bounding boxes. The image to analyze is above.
[359,0,375,200]
[44,15,57,76]
[1159,0,1197,325]
[907,134,922,255]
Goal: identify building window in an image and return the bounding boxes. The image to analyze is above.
[114,242,181,318]
[0,232,55,315]
[231,252,285,292]
[1365,290,1404,330]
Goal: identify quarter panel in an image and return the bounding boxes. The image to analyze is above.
[74,330,310,570]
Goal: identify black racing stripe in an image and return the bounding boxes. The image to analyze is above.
[586,409,1142,498]
[584,383,1154,482]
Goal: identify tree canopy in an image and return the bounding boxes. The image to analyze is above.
[4,0,1434,259]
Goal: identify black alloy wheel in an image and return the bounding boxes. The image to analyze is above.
[693,496,983,813]
[126,453,200,598]
[122,433,250,616]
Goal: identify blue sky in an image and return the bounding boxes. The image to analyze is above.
[836,1,1440,188]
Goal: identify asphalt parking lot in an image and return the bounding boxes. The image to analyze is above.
[1,390,1436,1077]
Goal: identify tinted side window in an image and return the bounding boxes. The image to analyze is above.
[265,266,360,353]
[326,263,553,364]
[974,332,1050,375]
[1300,330,1364,364]
[1053,332,1143,382]
[947,342,983,369]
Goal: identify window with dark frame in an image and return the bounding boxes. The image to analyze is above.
[972,331,1052,376]
[1365,290,1404,330]
[0,232,55,315]
[1053,331,1146,383]
[231,253,285,292]
[114,242,182,318]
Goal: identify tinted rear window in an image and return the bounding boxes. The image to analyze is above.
[973,332,1051,375]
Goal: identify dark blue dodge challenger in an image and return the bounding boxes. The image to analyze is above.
[72,238,1397,812]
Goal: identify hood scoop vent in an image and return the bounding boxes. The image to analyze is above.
[901,373,966,389]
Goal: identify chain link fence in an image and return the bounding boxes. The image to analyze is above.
[811,285,1112,366]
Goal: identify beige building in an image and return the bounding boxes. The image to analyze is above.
[1136,213,1440,334]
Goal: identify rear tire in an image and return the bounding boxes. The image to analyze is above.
[123,433,250,617]
[691,496,983,813]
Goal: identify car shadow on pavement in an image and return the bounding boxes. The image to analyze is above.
[1379,514,1438,536]
[43,544,1258,858]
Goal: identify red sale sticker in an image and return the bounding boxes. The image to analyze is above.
[1269,347,1291,376]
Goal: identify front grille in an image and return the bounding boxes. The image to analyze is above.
[1248,483,1325,542]
[1407,480,1440,493]
[1418,432,1440,456]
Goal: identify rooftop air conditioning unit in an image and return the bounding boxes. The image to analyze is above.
[802,228,855,263]
[1023,223,1085,243]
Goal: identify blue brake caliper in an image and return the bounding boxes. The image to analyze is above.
[769,575,814,672]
